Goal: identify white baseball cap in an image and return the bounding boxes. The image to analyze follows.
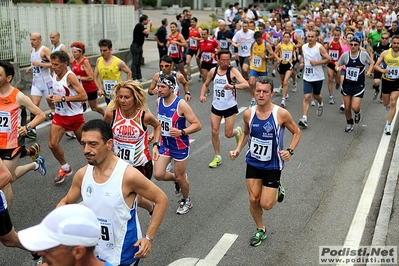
[18,204,101,252]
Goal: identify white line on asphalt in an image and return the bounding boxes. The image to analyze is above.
[196,233,238,266]
[337,105,399,266]
[221,106,247,124]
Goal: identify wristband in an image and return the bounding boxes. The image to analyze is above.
[153,142,160,149]
[185,91,191,95]
[145,235,153,243]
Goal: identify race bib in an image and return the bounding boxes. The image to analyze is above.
[271,37,278,43]
[329,50,339,61]
[97,216,115,250]
[170,44,178,54]
[202,52,212,62]
[158,115,172,137]
[103,80,117,95]
[214,84,227,101]
[32,66,41,78]
[345,67,360,81]
[219,40,228,49]
[250,137,272,161]
[252,56,262,67]
[304,65,314,77]
[282,51,292,62]
[0,111,11,133]
[189,38,197,48]
[386,66,399,79]
[240,43,250,53]
[114,139,135,165]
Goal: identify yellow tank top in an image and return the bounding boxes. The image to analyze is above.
[280,42,294,64]
[383,48,399,81]
[98,56,122,97]
[250,41,267,72]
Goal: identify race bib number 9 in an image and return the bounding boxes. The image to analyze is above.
[250,137,272,161]
[97,217,115,250]
[158,115,172,137]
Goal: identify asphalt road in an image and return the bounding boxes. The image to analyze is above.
[0,69,393,266]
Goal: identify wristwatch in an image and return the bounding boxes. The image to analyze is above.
[185,91,191,95]
[181,129,186,136]
[153,142,160,149]
[61,96,66,102]
[25,124,32,132]
[287,148,294,155]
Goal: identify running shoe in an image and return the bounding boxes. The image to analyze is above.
[354,111,361,124]
[273,86,282,94]
[174,181,181,197]
[199,74,202,82]
[280,98,286,108]
[340,104,345,112]
[25,130,37,140]
[298,118,308,128]
[29,143,40,161]
[277,181,285,203]
[297,72,302,78]
[249,228,267,247]
[329,96,335,105]
[317,105,324,116]
[292,82,297,92]
[235,126,242,144]
[34,155,47,176]
[311,100,316,106]
[373,90,379,100]
[285,93,289,99]
[54,166,73,184]
[209,155,222,168]
[176,198,193,215]
[250,99,256,107]
[187,74,192,81]
[65,131,77,139]
[272,70,276,77]
[344,124,354,133]
[385,124,391,135]
[335,83,340,90]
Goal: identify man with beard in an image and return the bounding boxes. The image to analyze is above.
[367,21,385,47]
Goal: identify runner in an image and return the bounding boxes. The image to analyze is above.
[275,32,296,108]
[335,36,372,132]
[94,39,131,105]
[374,35,399,135]
[153,75,201,214]
[167,22,188,80]
[197,28,220,86]
[298,30,331,128]
[0,60,46,209]
[229,77,301,247]
[57,119,168,266]
[232,21,255,80]
[372,32,391,101]
[48,51,88,184]
[200,50,249,168]
[186,17,202,82]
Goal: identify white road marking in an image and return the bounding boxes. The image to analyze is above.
[221,106,247,124]
[337,104,398,266]
[167,233,238,266]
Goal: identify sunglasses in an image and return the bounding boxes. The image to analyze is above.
[382,37,389,40]
[350,43,359,46]
[160,64,171,68]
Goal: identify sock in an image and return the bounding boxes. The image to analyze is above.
[61,163,70,170]
[215,155,222,159]
[329,94,333,98]
[303,115,307,121]
[318,102,323,107]
[34,162,39,170]
[347,118,354,125]
[299,68,303,73]
[354,111,360,114]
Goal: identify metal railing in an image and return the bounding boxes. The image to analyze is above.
[0,0,135,66]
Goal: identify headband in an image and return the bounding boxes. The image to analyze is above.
[160,77,175,88]
[71,46,82,51]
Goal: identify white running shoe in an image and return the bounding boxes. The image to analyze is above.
[176,197,193,215]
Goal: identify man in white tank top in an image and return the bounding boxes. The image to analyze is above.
[48,51,88,184]
[27,33,53,139]
[298,30,331,128]
[200,50,249,168]
[57,119,168,266]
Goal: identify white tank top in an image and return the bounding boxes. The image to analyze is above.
[30,45,52,83]
[212,67,237,110]
[52,70,83,116]
[81,159,142,266]
[302,42,325,82]
[52,43,65,52]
